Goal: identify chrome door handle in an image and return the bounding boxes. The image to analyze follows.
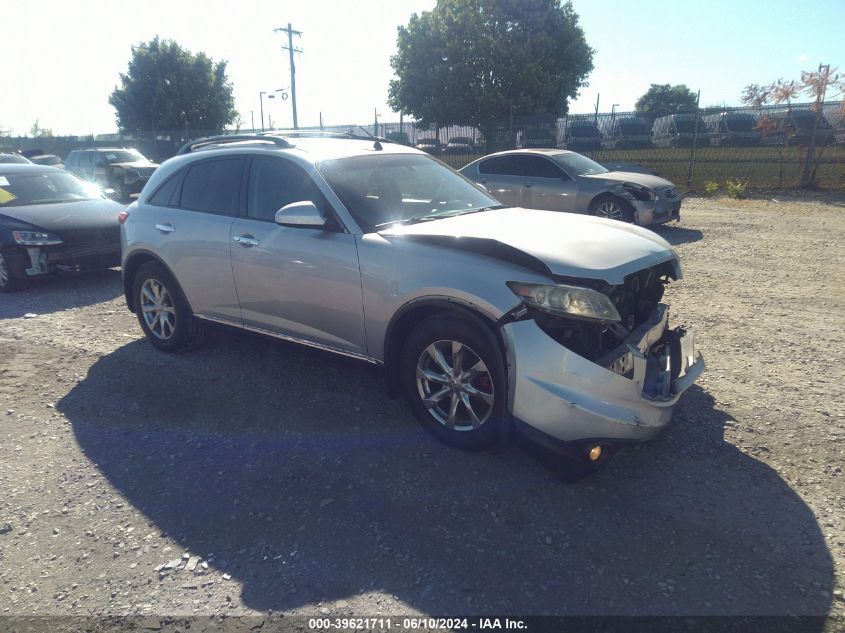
[233,235,260,247]
[155,223,175,233]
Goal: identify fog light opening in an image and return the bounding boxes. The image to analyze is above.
[588,445,603,462]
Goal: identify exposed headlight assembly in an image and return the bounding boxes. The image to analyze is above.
[12,231,62,246]
[621,183,657,202]
[507,282,621,323]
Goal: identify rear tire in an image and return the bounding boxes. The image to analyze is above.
[589,195,635,223]
[400,314,507,450]
[133,261,203,352]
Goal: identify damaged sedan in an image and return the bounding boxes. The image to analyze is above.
[0,164,124,292]
[121,134,703,477]
[459,149,682,225]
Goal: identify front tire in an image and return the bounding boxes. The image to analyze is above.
[589,195,635,223]
[132,261,202,352]
[400,315,507,450]
[0,250,25,293]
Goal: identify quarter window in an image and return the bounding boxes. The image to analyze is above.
[148,171,182,207]
[177,158,242,216]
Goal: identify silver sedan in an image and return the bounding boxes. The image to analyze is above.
[459,149,681,225]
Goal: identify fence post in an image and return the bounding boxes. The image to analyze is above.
[686,90,701,190]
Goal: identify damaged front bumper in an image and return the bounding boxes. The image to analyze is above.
[501,303,704,447]
[630,198,681,225]
[17,243,120,277]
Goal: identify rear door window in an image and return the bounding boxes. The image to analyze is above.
[176,158,243,216]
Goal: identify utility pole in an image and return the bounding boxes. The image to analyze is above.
[259,91,267,131]
[274,23,302,129]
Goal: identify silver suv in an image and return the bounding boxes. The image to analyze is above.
[121,134,704,475]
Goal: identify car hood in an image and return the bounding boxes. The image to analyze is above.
[581,171,676,190]
[0,198,124,240]
[111,161,158,174]
[380,207,678,285]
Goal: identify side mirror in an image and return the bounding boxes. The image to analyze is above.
[275,200,327,229]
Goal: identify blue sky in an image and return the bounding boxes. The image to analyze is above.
[2,0,843,135]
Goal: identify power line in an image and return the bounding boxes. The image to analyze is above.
[274,23,302,130]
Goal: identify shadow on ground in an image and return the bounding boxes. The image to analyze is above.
[651,224,704,246]
[0,268,122,318]
[58,331,833,617]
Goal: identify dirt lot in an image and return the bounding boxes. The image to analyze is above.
[1,194,844,622]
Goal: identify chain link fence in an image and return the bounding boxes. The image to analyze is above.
[2,101,843,190]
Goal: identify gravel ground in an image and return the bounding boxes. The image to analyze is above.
[0,194,843,622]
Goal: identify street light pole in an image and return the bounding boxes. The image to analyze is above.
[250,111,255,133]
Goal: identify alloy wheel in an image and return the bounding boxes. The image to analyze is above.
[416,339,495,431]
[140,278,176,340]
[594,200,623,220]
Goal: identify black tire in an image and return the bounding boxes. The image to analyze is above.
[400,314,507,450]
[132,261,203,352]
[0,249,25,293]
[589,195,635,223]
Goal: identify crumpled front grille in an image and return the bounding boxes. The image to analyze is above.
[660,187,680,200]
[609,265,672,331]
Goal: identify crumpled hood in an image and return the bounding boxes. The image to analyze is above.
[581,171,676,190]
[381,207,679,285]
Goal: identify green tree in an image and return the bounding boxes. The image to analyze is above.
[635,84,698,117]
[29,119,54,138]
[109,37,237,134]
[388,0,593,136]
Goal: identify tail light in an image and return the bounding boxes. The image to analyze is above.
[118,210,130,225]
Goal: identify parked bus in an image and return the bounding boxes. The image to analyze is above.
[600,116,653,149]
[703,112,760,147]
[652,114,707,148]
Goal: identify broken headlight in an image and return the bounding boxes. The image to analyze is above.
[12,230,62,246]
[507,282,621,323]
[622,183,657,202]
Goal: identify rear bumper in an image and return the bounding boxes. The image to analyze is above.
[501,306,704,445]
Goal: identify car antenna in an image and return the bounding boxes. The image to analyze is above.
[357,126,383,151]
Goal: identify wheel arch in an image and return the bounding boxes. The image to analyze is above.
[123,250,190,314]
[383,297,507,398]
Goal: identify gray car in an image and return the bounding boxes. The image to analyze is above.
[460,149,681,225]
[120,134,703,477]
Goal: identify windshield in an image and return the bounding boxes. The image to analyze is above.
[674,118,703,133]
[725,115,756,132]
[569,123,599,137]
[102,149,147,164]
[0,154,32,164]
[317,154,500,231]
[618,121,650,134]
[0,171,103,207]
[553,152,609,176]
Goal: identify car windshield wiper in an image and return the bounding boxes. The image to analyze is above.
[374,205,506,229]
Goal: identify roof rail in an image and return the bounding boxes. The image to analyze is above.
[263,130,394,144]
[176,135,293,155]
